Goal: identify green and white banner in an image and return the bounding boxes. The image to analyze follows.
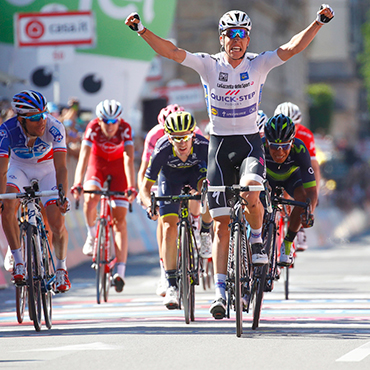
[0,0,177,116]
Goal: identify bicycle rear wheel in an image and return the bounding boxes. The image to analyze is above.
[41,236,53,329]
[234,224,243,337]
[179,222,191,324]
[96,220,106,304]
[26,224,42,332]
[16,226,27,324]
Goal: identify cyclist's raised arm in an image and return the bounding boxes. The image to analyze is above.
[277,4,334,62]
[125,12,186,64]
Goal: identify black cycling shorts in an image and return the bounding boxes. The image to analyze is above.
[207,133,265,217]
[158,164,206,217]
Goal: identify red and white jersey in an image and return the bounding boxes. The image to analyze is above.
[141,124,203,162]
[295,123,316,160]
[82,118,133,161]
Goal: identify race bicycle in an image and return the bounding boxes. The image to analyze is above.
[252,186,313,329]
[201,180,266,337]
[0,181,66,331]
[76,176,132,304]
[151,185,201,324]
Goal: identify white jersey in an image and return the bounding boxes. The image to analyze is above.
[181,49,284,136]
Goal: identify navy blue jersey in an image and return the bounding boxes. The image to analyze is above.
[145,133,209,182]
[263,137,316,189]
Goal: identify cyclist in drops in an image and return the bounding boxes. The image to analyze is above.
[137,103,210,297]
[274,102,321,252]
[139,111,213,310]
[0,90,71,292]
[71,100,136,293]
[263,114,318,266]
[126,4,334,319]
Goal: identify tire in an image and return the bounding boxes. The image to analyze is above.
[96,220,106,304]
[103,225,113,303]
[26,224,42,332]
[180,222,190,324]
[234,224,243,337]
[41,236,53,329]
[16,226,27,324]
[285,266,289,300]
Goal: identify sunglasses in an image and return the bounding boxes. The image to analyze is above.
[20,112,47,122]
[102,118,118,124]
[224,28,248,39]
[170,134,193,143]
[268,141,292,150]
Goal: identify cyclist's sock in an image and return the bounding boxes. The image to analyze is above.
[159,259,166,279]
[285,229,297,243]
[56,257,67,270]
[192,215,200,230]
[116,262,126,279]
[214,273,227,300]
[250,227,262,244]
[11,247,24,266]
[87,224,96,237]
[201,220,213,234]
[165,269,177,287]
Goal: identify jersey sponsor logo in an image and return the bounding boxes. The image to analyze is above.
[293,144,306,154]
[240,72,249,81]
[258,84,264,104]
[101,141,123,153]
[210,91,256,103]
[217,82,252,89]
[219,72,228,82]
[121,127,131,140]
[49,126,63,142]
[212,191,221,205]
[211,104,256,118]
[308,166,314,175]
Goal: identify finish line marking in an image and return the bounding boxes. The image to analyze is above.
[336,341,370,362]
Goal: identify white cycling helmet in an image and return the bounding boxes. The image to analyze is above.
[219,10,252,35]
[274,102,302,125]
[96,99,122,121]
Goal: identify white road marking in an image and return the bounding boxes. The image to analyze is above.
[15,342,120,352]
[336,341,370,362]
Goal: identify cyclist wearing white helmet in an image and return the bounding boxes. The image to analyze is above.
[274,101,321,252]
[256,110,268,138]
[137,103,206,297]
[71,99,136,293]
[126,4,334,319]
[0,90,71,292]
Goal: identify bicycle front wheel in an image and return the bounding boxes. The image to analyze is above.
[234,224,243,337]
[16,226,27,324]
[96,220,106,304]
[26,224,42,332]
[179,222,191,324]
[41,236,53,330]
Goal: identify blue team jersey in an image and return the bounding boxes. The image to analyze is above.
[145,133,209,182]
[0,115,67,165]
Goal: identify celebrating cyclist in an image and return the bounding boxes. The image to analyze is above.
[126,4,334,319]
[137,103,209,297]
[0,90,71,292]
[139,111,213,309]
[263,114,317,266]
[71,100,136,293]
[274,102,321,252]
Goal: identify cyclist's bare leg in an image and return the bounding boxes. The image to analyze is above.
[161,215,179,271]
[83,187,100,228]
[112,206,128,264]
[240,178,264,230]
[156,216,163,258]
[45,203,68,260]
[1,186,21,251]
[212,215,230,275]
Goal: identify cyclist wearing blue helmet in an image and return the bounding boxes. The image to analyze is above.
[0,90,71,292]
